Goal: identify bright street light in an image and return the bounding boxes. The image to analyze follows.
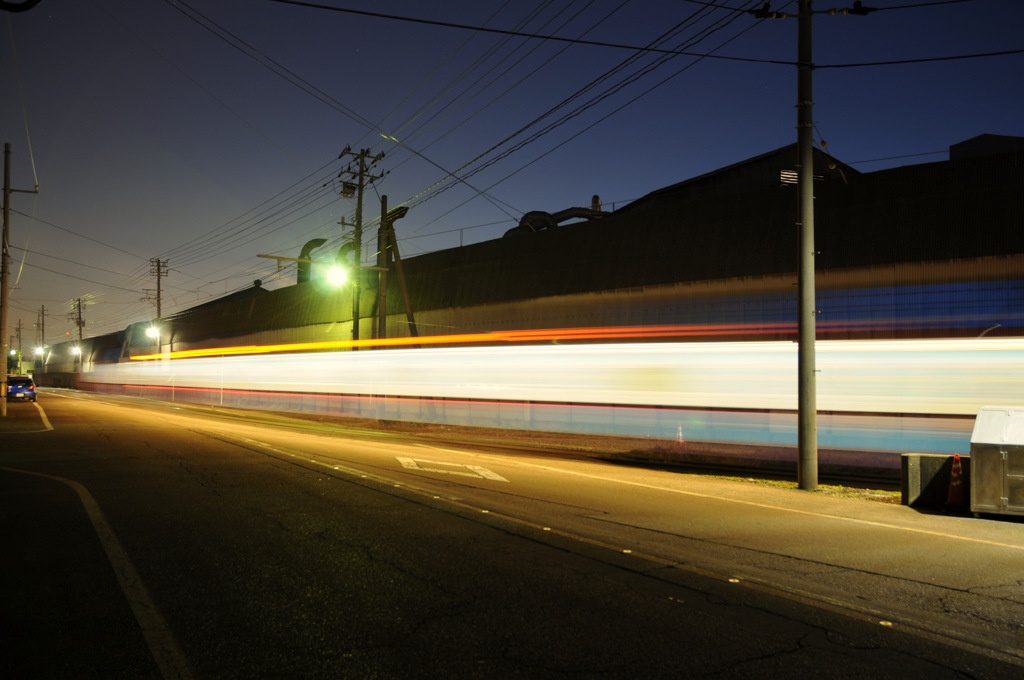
[325,265,349,287]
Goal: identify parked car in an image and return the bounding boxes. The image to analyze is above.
[7,375,37,402]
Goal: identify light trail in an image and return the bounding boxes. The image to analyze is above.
[128,323,799,361]
[82,335,1024,459]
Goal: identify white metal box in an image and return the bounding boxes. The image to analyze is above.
[970,407,1024,516]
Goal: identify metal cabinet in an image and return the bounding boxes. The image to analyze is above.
[970,407,1024,517]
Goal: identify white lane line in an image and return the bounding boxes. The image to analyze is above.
[1,401,54,433]
[33,401,54,431]
[462,453,1024,552]
[397,457,509,482]
[1,467,194,680]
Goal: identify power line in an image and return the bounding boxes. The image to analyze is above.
[11,209,147,259]
[10,260,141,294]
[396,1,761,234]
[818,47,1024,69]
[155,0,520,259]
[9,244,141,279]
[270,0,797,66]
[269,0,1020,69]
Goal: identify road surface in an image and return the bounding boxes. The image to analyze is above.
[2,389,1022,679]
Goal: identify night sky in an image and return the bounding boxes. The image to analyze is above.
[2,0,1022,346]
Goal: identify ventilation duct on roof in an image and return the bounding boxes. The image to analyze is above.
[503,204,608,238]
[297,238,327,283]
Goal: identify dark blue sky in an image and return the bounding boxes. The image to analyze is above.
[2,0,1022,344]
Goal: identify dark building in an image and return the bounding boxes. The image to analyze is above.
[41,134,1024,372]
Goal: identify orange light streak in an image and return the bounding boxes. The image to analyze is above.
[128,323,796,361]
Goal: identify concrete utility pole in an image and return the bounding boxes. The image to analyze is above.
[69,298,85,345]
[2,142,38,417]
[751,1,874,490]
[15,319,22,366]
[147,258,168,318]
[2,144,11,415]
[337,146,385,342]
[795,0,818,491]
[377,196,390,341]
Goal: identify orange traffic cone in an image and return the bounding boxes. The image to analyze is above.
[946,454,965,507]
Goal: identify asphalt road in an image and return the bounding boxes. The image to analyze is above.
[2,389,1023,679]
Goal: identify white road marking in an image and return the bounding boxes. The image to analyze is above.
[397,457,509,482]
[33,401,54,431]
[0,466,194,680]
[463,452,1024,552]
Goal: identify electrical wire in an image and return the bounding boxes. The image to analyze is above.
[395,1,761,234]
[27,0,1015,336]
[5,12,38,187]
[269,0,797,66]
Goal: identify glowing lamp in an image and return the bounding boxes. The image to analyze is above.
[325,265,349,287]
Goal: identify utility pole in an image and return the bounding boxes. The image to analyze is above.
[377,196,390,341]
[69,298,85,345]
[337,146,385,342]
[147,258,168,318]
[15,319,22,368]
[2,144,7,414]
[38,304,46,348]
[2,142,38,416]
[751,1,874,490]
[795,0,818,492]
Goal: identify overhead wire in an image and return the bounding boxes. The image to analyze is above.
[315,0,633,256]
[160,169,340,267]
[370,0,541,147]
[269,0,798,66]
[394,1,763,236]
[164,0,556,225]
[268,0,763,256]
[270,0,1020,69]
[406,3,765,240]
[114,0,779,278]
[33,0,1014,333]
[4,11,37,186]
[376,0,633,199]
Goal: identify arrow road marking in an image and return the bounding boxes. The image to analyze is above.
[397,457,509,482]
